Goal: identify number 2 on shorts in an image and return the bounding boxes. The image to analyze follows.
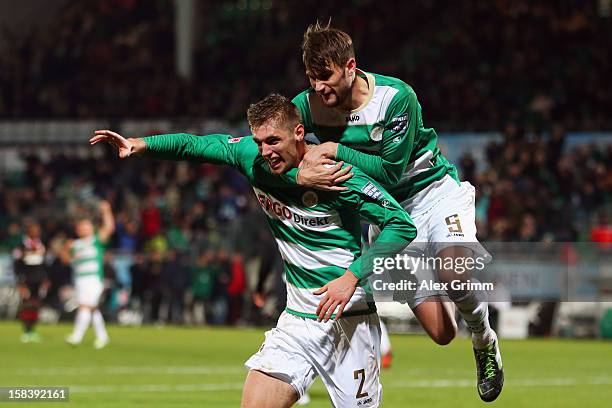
[353,369,368,398]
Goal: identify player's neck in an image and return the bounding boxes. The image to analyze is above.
[279,142,306,172]
[297,141,307,163]
[339,74,369,112]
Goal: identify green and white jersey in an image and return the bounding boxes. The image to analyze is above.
[292,69,459,204]
[71,234,105,282]
[144,133,416,319]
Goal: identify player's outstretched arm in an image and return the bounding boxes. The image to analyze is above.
[92,130,246,167]
[97,200,115,244]
[90,130,147,158]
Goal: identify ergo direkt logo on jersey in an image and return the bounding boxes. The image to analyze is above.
[253,189,333,229]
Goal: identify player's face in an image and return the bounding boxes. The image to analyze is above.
[76,219,94,238]
[26,224,41,239]
[306,60,355,108]
[253,122,305,174]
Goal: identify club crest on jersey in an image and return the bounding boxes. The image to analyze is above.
[302,191,318,208]
[228,137,242,143]
[361,182,384,200]
[370,125,383,141]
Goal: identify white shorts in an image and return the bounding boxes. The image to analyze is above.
[245,311,382,408]
[369,175,490,309]
[75,276,104,307]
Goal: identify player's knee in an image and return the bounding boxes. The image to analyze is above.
[432,327,456,346]
[431,320,458,345]
[241,370,297,408]
[241,389,295,408]
[436,330,456,346]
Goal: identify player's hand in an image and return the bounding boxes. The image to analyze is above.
[314,270,359,322]
[99,200,112,213]
[253,292,266,308]
[297,160,353,191]
[301,142,338,168]
[89,130,134,158]
[18,285,31,300]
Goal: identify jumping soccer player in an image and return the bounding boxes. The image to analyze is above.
[13,220,49,343]
[62,200,114,349]
[289,22,503,402]
[90,94,416,408]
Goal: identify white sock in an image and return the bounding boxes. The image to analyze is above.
[92,310,109,341]
[379,319,392,355]
[454,290,494,349]
[72,308,92,342]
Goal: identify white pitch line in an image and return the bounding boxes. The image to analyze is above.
[70,383,243,393]
[387,377,612,388]
[64,377,612,394]
[14,366,245,376]
[15,366,472,377]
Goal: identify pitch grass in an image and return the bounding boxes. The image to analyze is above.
[0,322,610,407]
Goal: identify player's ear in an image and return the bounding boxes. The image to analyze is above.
[345,58,356,76]
[294,123,305,141]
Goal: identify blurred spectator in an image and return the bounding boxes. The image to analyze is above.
[189,250,217,325]
[226,252,246,326]
[129,253,147,310]
[161,250,190,324]
[459,153,476,185]
[140,195,161,240]
[209,248,231,325]
[143,250,164,323]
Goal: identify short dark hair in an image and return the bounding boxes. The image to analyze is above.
[247,93,301,131]
[302,21,355,78]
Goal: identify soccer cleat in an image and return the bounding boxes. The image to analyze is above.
[20,333,31,343]
[381,351,393,370]
[65,334,81,346]
[474,337,504,402]
[28,332,41,343]
[94,337,109,350]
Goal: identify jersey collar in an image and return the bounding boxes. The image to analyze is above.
[348,69,375,114]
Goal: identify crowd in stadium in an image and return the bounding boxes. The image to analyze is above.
[1,0,611,129]
[1,123,610,325]
[0,0,610,326]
